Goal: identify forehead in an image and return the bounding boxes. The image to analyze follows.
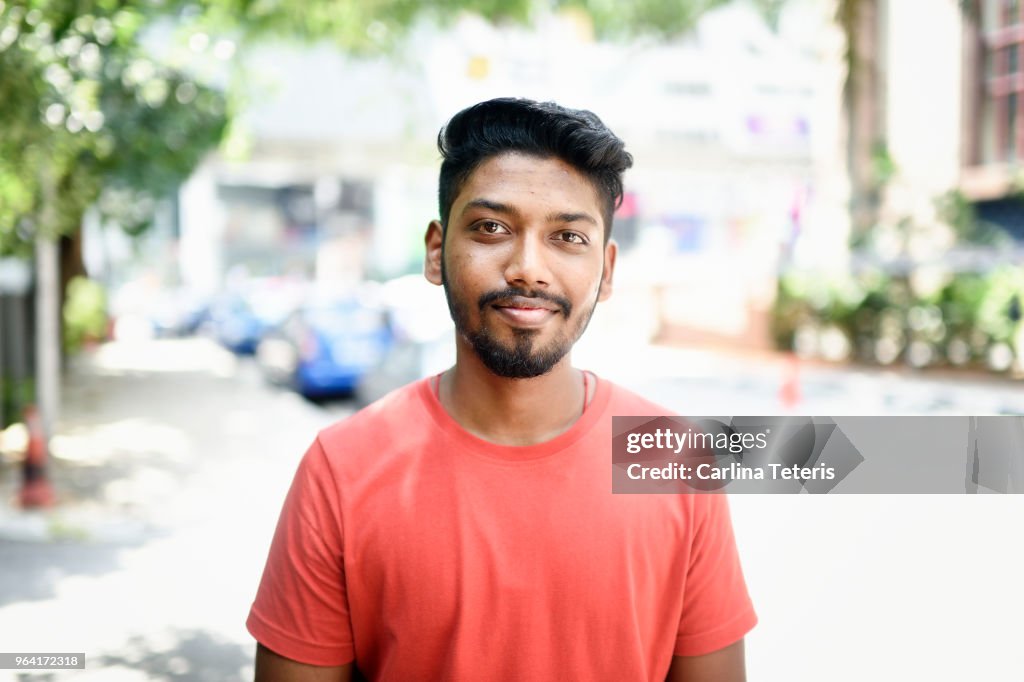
[452,152,603,221]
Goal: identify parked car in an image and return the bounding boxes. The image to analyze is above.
[207,295,271,354]
[354,274,455,406]
[354,332,455,407]
[149,289,211,338]
[207,280,305,354]
[257,295,393,399]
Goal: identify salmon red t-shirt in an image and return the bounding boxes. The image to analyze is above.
[247,375,756,680]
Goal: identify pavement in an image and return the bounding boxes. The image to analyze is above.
[0,336,1021,680]
[575,332,1024,417]
[0,339,336,543]
[0,338,343,681]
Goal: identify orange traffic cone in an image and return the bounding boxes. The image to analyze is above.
[779,355,802,410]
[18,405,55,508]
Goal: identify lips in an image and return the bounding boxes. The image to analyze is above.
[488,296,561,328]
[491,305,556,327]
[491,296,560,313]
[477,289,571,329]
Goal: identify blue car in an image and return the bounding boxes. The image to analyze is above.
[208,282,304,354]
[208,296,267,354]
[257,297,393,399]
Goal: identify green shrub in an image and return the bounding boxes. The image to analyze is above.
[0,376,34,426]
[772,266,1024,372]
[62,276,108,354]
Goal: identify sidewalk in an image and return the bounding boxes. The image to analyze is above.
[577,334,1024,417]
[0,339,312,543]
[0,338,341,681]
[3,335,1022,543]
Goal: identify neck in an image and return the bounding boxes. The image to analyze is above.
[440,340,587,446]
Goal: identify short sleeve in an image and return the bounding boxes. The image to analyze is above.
[246,436,355,666]
[674,493,758,657]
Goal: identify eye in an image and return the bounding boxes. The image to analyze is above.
[556,231,588,245]
[475,220,509,235]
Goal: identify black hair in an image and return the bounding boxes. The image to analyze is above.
[437,98,633,242]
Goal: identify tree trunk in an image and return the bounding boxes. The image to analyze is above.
[840,0,885,240]
[35,167,61,441]
[58,227,87,357]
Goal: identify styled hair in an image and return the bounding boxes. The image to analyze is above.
[437,98,633,242]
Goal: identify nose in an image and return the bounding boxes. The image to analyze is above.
[503,234,551,289]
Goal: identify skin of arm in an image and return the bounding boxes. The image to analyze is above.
[665,639,747,682]
[254,644,353,682]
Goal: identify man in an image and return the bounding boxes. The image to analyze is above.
[248,98,756,681]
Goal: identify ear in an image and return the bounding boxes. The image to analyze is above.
[424,220,444,286]
[597,238,617,302]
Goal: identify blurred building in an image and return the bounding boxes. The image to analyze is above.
[963,0,1024,240]
[847,0,1024,247]
[166,2,836,346]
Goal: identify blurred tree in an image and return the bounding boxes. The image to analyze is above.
[0,3,231,426]
[186,0,735,50]
[1,0,778,260]
[0,2,229,258]
[1,0,757,434]
[0,0,231,437]
[749,0,788,31]
[1,0,751,307]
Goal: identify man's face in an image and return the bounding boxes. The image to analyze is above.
[425,152,616,378]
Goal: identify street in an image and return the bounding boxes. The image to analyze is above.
[0,339,343,681]
[0,337,1022,680]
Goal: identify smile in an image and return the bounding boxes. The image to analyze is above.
[491,304,558,328]
[477,291,570,330]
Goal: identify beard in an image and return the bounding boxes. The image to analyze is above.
[463,323,568,379]
[441,259,599,379]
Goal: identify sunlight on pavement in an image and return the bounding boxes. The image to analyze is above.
[0,337,339,680]
[52,420,192,466]
[88,339,239,377]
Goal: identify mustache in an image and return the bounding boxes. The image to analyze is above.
[478,287,572,317]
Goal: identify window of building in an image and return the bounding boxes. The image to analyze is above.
[978,0,1024,163]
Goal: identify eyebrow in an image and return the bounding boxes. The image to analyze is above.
[461,198,519,218]
[548,211,598,227]
[460,199,598,227]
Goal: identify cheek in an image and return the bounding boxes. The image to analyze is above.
[569,262,605,301]
[446,250,475,271]
[446,245,503,291]
[445,255,473,287]
[443,255,481,308]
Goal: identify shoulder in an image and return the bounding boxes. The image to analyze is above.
[315,378,432,466]
[599,377,675,417]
